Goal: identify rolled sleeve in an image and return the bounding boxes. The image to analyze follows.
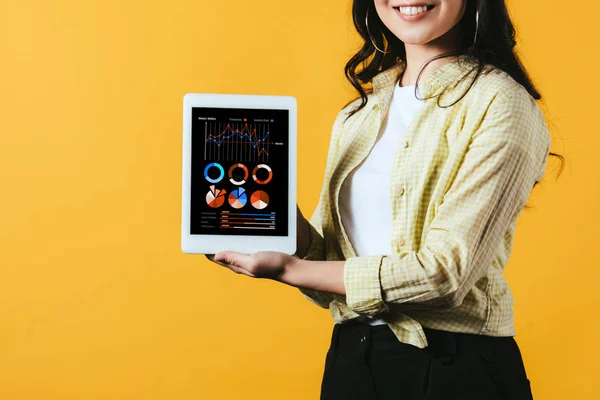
[344,255,389,316]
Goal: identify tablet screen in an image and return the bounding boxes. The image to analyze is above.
[190,107,289,237]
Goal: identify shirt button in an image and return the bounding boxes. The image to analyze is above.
[398,237,405,246]
[396,187,405,195]
[402,140,409,148]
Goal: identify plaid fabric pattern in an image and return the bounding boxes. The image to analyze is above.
[298,55,551,348]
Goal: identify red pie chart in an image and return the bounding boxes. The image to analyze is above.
[250,190,269,209]
[206,185,226,208]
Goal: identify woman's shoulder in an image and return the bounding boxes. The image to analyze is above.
[333,91,382,130]
[468,64,550,161]
[468,64,537,107]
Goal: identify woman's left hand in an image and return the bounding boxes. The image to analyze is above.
[206,251,300,281]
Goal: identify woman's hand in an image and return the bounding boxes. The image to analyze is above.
[205,204,310,281]
[205,251,300,281]
[205,251,347,295]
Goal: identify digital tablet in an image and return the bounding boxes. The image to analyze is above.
[181,93,297,255]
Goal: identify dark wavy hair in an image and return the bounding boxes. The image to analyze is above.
[343,0,565,188]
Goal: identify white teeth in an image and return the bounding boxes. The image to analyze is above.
[398,5,429,15]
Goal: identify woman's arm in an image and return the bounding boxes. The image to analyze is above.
[283,89,551,317]
[283,258,347,295]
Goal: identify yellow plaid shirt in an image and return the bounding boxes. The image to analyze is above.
[299,55,551,348]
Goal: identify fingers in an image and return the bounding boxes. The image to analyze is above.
[213,259,256,277]
[228,263,256,277]
[205,252,256,277]
[214,251,248,266]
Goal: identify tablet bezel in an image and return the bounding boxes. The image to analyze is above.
[181,93,297,255]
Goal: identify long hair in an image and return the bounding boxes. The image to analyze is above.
[343,0,565,190]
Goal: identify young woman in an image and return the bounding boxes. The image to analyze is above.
[207,0,564,398]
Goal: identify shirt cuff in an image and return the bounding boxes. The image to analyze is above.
[343,255,390,317]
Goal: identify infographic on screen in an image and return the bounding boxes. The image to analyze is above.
[190,107,289,236]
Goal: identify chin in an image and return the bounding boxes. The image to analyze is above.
[398,33,437,45]
[401,39,431,46]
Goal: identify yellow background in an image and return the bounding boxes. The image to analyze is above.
[0,0,596,398]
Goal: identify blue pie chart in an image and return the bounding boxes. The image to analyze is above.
[228,187,247,209]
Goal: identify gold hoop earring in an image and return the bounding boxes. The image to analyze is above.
[365,5,390,54]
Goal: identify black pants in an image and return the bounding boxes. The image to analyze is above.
[320,320,533,400]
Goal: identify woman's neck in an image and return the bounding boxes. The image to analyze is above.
[400,25,462,87]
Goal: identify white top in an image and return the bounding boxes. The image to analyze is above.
[339,83,424,326]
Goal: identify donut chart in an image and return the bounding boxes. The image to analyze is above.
[228,163,249,185]
[252,164,272,184]
[250,190,269,209]
[228,187,247,209]
[204,162,224,183]
[206,185,226,208]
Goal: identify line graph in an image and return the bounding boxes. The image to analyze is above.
[204,122,272,163]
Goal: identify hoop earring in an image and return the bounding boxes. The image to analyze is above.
[472,9,480,47]
[365,5,390,54]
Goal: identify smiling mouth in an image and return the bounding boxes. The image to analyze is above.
[394,5,436,16]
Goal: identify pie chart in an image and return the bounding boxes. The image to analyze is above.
[206,185,226,208]
[250,190,269,209]
[228,187,247,209]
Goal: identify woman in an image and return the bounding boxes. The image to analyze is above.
[207,0,564,399]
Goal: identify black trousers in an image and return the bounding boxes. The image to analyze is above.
[320,320,533,400]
